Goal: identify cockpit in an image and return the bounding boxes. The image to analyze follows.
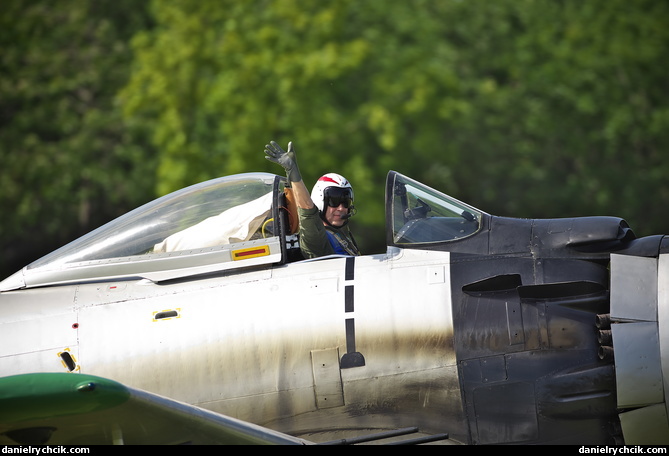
[0,171,484,291]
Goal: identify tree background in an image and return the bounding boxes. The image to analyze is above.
[2,0,668,279]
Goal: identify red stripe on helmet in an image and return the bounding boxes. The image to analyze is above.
[318,175,348,185]
[318,176,338,184]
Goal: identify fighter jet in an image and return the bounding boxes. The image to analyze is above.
[0,171,667,445]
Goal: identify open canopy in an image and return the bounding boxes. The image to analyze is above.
[0,171,485,291]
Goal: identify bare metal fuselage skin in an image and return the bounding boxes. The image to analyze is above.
[1,171,668,445]
[1,248,463,442]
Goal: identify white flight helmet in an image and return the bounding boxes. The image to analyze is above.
[311,173,354,213]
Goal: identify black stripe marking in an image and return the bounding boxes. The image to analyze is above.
[340,257,365,368]
[341,318,365,368]
[345,285,354,313]
[345,318,357,353]
[345,256,355,281]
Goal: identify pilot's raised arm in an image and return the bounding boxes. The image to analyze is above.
[264,141,360,259]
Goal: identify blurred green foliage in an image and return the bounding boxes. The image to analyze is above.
[0,0,156,274]
[2,0,669,277]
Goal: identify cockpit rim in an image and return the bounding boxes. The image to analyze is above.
[0,170,488,291]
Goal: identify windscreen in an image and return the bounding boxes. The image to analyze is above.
[389,172,482,245]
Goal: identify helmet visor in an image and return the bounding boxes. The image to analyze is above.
[323,187,353,208]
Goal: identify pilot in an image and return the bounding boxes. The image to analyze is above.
[264,141,360,259]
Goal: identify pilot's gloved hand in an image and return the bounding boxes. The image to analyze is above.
[264,141,302,183]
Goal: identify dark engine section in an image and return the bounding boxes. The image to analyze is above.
[444,215,667,444]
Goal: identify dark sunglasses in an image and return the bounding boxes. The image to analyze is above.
[324,188,353,208]
[326,196,352,208]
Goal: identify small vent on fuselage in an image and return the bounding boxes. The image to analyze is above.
[59,351,77,372]
[154,310,180,320]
